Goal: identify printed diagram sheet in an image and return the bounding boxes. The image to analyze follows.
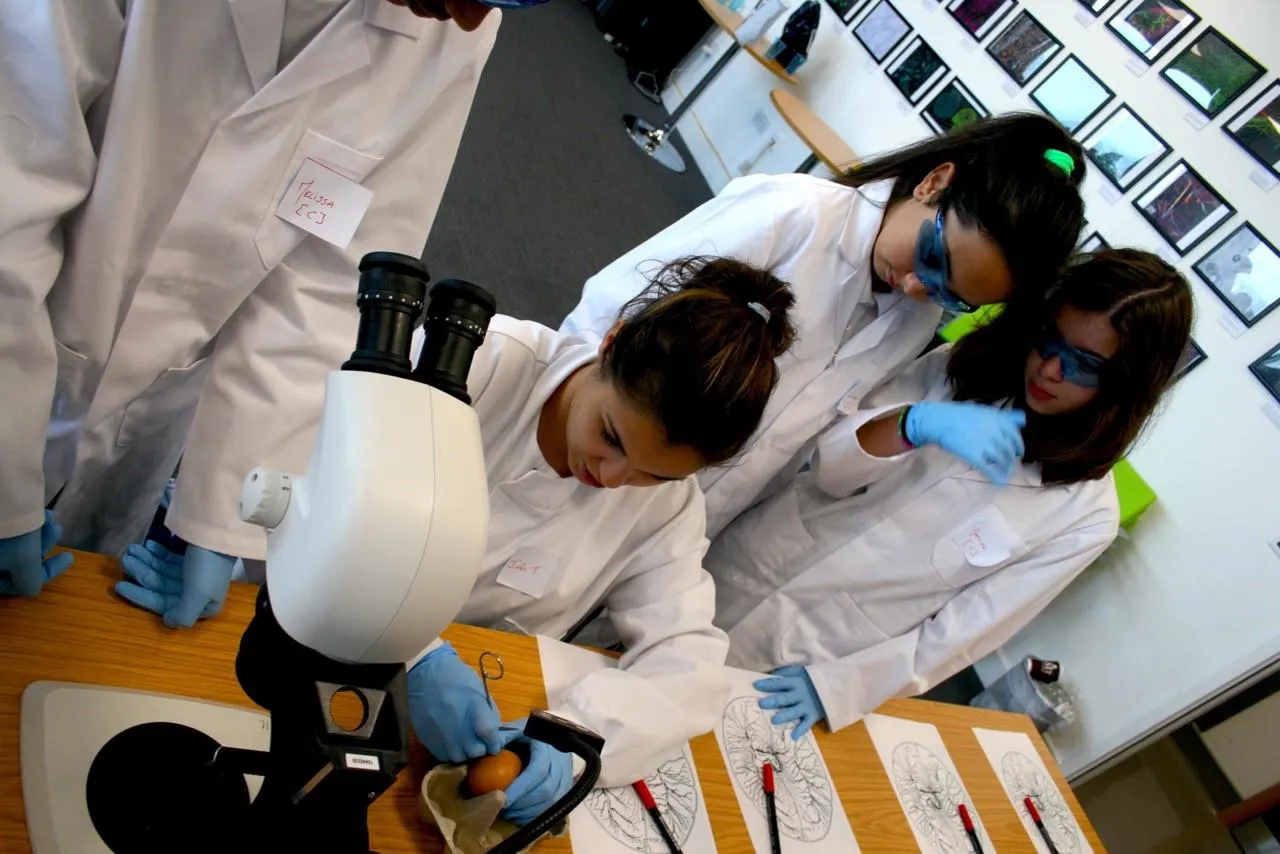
[974,728,1093,854]
[713,667,861,854]
[863,714,996,854]
[535,636,718,854]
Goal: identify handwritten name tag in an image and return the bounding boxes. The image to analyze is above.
[496,550,560,599]
[275,157,373,249]
[949,506,1021,567]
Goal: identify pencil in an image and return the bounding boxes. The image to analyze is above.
[958,803,983,854]
[1024,796,1061,854]
[632,780,682,854]
[763,761,782,854]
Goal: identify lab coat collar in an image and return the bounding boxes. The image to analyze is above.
[362,0,429,38]
[228,0,286,93]
[839,178,893,268]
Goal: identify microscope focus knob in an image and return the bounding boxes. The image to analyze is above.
[240,467,294,529]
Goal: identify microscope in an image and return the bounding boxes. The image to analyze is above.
[26,253,603,854]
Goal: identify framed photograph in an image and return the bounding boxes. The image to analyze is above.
[853,0,912,63]
[1076,0,1117,14]
[826,0,873,23]
[1249,342,1280,405]
[1030,56,1115,134]
[1193,224,1280,327]
[1082,106,1171,191]
[1106,0,1200,65]
[1079,231,1111,252]
[1133,160,1234,255]
[946,0,1016,41]
[1160,28,1265,118]
[921,78,989,134]
[1225,82,1280,180]
[885,37,949,105]
[1174,339,1205,381]
[986,11,1063,86]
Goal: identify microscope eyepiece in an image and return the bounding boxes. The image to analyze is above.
[342,252,430,377]
[413,278,498,403]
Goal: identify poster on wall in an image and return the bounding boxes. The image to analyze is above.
[1134,160,1234,255]
[1251,342,1280,405]
[853,0,912,63]
[1174,339,1206,381]
[1082,106,1170,191]
[986,11,1062,86]
[946,0,1016,42]
[1079,231,1110,252]
[886,37,949,105]
[1106,0,1200,65]
[1225,82,1280,180]
[826,0,872,23]
[1076,0,1117,14]
[1030,56,1114,134]
[1193,224,1280,327]
[921,78,989,134]
[1160,28,1265,119]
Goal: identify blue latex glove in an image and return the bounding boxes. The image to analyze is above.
[755,665,827,740]
[0,511,74,597]
[904,401,1027,485]
[407,643,504,763]
[497,718,573,826]
[115,541,235,627]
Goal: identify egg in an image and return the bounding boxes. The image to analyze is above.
[466,749,524,796]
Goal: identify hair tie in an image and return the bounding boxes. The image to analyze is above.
[746,301,771,322]
[1043,149,1075,177]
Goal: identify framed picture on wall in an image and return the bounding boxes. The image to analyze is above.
[921,78,989,134]
[986,11,1062,87]
[1082,106,1171,191]
[1030,56,1114,134]
[1225,82,1280,180]
[1133,160,1234,255]
[1193,224,1280,327]
[1106,0,1200,65]
[1076,0,1117,14]
[885,37,949,105]
[826,0,873,23]
[1160,28,1264,118]
[1079,231,1111,252]
[853,0,912,63]
[946,0,1016,42]
[1174,339,1206,381]
[1251,342,1280,405]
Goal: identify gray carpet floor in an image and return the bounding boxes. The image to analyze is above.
[425,2,713,327]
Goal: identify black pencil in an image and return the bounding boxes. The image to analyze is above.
[763,761,782,854]
[1024,797,1061,854]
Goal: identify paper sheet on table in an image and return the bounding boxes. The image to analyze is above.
[536,637,718,854]
[863,714,996,854]
[974,728,1093,854]
[713,666,861,853]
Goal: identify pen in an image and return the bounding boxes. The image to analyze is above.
[958,803,983,854]
[632,780,682,854]
[1024,796,1061,854]
[763,761,782,854]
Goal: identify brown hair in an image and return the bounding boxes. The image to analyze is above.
[600,256,796,466]
[946,248,1193,485]
[839,112,1086,305]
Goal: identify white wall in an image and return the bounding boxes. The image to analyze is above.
[668,0,1280,778]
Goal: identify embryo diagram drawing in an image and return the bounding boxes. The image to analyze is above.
[889,742,973,854]
[721,696,834,842]
[584,754,698,853]
[1001,751,1081,854]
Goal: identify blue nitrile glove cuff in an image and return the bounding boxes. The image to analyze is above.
[408,645,503,764]
[496,718,574,826]
[904,401,1027,485]
[754,664,828,740]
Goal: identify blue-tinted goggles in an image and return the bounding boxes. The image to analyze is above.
[913,210,975,314]
[1035,326,1106,388]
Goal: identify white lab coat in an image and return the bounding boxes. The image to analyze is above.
[560,173,943,537]
[0,0,497,556]
[708,350,1119,732]
[446,316,730,787]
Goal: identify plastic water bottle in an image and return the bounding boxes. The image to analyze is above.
[971,656,1076,733]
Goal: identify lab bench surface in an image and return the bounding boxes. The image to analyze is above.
[0,553,1106,853]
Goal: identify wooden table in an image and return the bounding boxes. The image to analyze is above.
[624,0,799,173]
[769,88,860,175]
[0,553,1106,853]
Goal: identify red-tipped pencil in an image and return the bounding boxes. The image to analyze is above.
[763,761,782,854]
[632,779,682,854]
[1024,797,1061,854]
[958,803,983,854]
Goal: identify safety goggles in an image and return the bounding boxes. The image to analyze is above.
[1034,325,1106,388]
[913,210,975,314]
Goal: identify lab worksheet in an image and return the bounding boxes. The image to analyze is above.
[713,666,861,854]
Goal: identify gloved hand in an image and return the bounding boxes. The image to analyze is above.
[497,718,573,826]
[755,665,827,740]
[408,643,504,763]
[0,511,74,597]
[904,401,1027,485]
[115,542,235,627]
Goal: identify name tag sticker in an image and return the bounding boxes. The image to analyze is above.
[950,506,1021,567]
[275,157,373,249]
[496,550,560,599]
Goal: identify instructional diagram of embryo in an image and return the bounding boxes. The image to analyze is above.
[1002,752,1081,854]
[584,754,698,853]
[890,742,974,854]
[721,696,834,842]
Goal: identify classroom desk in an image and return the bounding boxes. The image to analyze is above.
[768,88,860,175]
[0,553,1106,853]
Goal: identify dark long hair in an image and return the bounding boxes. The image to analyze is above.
[947,249,1193,485]
[839,112,1086,303]
[600,256,797,466]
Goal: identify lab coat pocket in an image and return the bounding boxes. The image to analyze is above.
[115,358,212,449]
[727,489,816,589]
[779,591,889,664]
[254,130,383,269]
[931,505,1027,588]
[51,339,90,422]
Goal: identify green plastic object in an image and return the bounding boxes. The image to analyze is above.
[937,304,1155,528]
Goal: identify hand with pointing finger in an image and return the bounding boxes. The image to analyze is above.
[904,401,1027,485]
